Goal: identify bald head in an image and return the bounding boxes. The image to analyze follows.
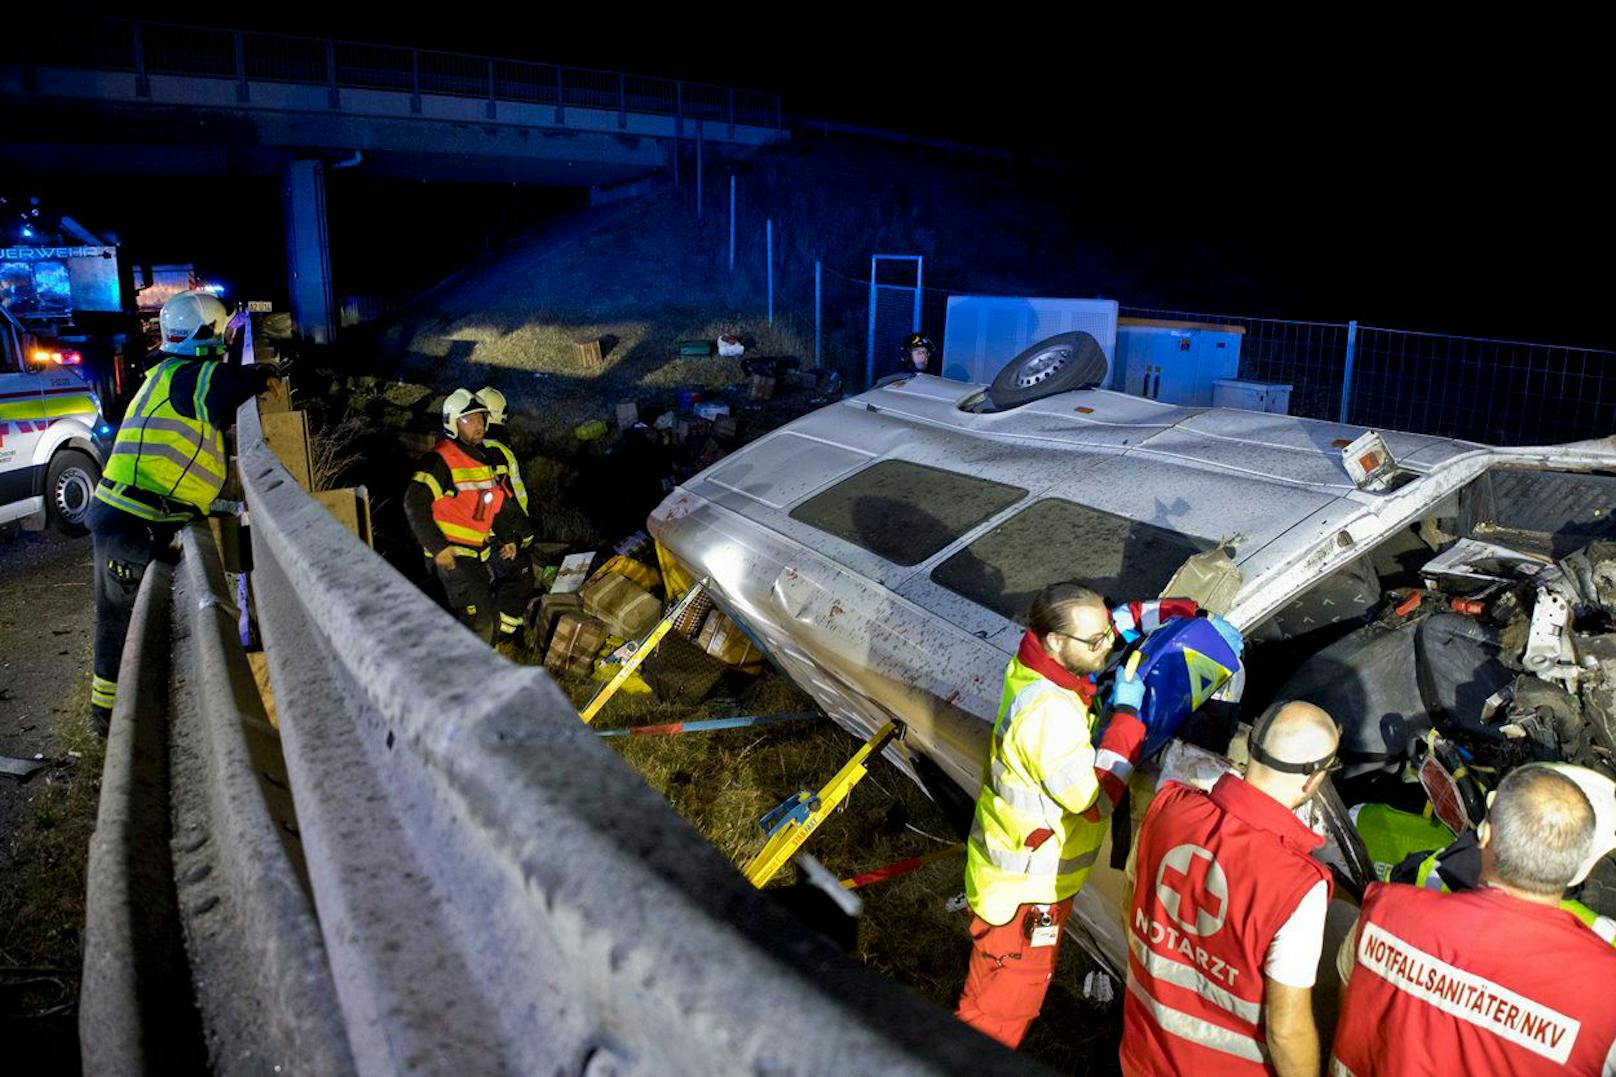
[1246,702,1341,806]
[1486,766,1595,897]
[1254,702,1339,767]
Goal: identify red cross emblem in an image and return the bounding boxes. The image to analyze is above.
[1155,843,1229,936]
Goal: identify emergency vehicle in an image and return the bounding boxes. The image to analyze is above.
[0,306,107,534]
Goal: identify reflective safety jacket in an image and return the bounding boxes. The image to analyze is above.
[483,437,530,516]
[97,355,228,518]
[405,438,529,558]
[964,631,1147,926]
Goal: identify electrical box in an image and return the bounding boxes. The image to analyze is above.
[1212,379,1292,415]
[1118,318,1243,406]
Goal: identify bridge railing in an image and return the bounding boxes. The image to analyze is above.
[26,15,784,131]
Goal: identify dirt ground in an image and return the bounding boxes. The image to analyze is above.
[0,526,104,1074]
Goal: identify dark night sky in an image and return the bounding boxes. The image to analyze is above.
[48,13,1616,345]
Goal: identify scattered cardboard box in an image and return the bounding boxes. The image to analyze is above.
[551,552,597,594]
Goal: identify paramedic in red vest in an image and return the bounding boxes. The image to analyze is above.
[957,583,1213,1049]
[1331,765,1616,1076]
[403,388,532,644]
[1122,701,1341,1077]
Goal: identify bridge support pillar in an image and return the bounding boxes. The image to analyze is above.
[282,159,335,344]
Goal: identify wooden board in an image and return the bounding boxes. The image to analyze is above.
[312,486,374,548]
[261,410,314,492]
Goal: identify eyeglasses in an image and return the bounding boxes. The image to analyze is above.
[1059,625,1117,651]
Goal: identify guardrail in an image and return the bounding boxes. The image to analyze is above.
[78,318,1038,1073]
[23,16,784,132]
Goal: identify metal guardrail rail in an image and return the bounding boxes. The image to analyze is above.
[78,319,1040,1073]
[20,16,784,133]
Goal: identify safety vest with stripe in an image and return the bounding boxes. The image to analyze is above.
[96,356,227,517]
[1349,801,1455,881]
[416,439,506,554]
[963,653,1109,927]
[1330,882,1616,1076]
[483,437,529,516]
[1413,849,1616,947]
[1122,774,1332,1076]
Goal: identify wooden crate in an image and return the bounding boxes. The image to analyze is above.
[574,338,604,372]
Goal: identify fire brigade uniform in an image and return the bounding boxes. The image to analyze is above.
[475,389,537,641]
[1121,773,1333,1076]
[958,598,1198,1049]
[403,436,532,642]
[86,292,274,733]
[1331,882,1616,1076]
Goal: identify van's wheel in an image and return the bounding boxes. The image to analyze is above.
[47,450,100,536]
[987,331,1110,409]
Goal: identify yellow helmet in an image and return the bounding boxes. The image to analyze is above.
[442,387,489,435]
[476,386,507,425]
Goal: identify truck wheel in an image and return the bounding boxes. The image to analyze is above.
[47,450,100,536]
[987,331,1110,409]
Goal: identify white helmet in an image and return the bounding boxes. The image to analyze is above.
[1542,763,1616,885]
[442,387,490,435]
[159,290,230,356]
[476,386,507,425]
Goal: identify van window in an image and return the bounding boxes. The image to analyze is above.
[931,498,1212,620]
[788,459,1026,566]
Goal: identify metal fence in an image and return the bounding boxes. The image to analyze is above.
[78,317,1039,1074]
[1118,307,1616,445]
[24,15,783,131]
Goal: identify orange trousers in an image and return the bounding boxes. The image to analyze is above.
[955,897,1074,1048]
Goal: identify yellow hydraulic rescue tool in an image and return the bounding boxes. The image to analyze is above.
[743,719,903,888]
[578,577,710,725]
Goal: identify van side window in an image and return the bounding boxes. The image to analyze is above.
[0,317,22,374]
[788,460,1026,567]
[931,498,1212,619]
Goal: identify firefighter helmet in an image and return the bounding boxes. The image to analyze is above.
[901,332,936,356]
[475,386,507,425]
[442,387,490,435]
[159,291,230,356]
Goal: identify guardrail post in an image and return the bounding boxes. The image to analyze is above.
[131,20,150,98]
[618,72,627,129]
[325,39,338,109]
[410,50,421,113]
[1338,319,1359,425]
[728,87,736,139]
[233,31,249,102]
[554,68,565,124]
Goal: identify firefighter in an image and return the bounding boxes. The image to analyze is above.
[955,582,1212,1049]
[896,332,937,376]
[1120,701,1339,1077]
[86,291,279,735]
[1331,765,1616,1075]
[474,386,536,642]
[403,389,532,645]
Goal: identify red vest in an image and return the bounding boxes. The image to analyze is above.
[1331,882,1616,1076]
[1122,774,1332,1076]
[430,439,506,549]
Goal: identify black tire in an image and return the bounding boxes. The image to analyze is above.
[987,331,1109,409]
[46,449,100,537]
